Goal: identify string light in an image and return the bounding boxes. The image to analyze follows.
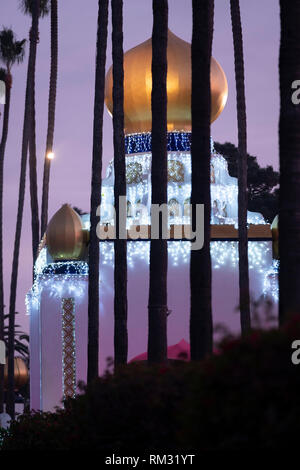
[101,140,266,227]
[26,254,89,315]
[27,241,275,315]
[61,298,76,400]
[26,132,273,318]
[263,260,279,302]
[124,131,207,154]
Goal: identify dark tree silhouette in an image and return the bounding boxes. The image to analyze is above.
[7,0,40,419]
[190,0,214,360]
[279,0,300,323]
[147,0,168,364]
[0,29,25,414]
[41,0,58,237]
[112,0,128,366]
[214,141,279,223]
[87,0,108,382]
[21,0,49,265]
[230,0,250,334]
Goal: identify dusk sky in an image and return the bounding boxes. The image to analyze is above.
[1,0,280,333]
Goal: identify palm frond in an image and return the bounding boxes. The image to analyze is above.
[19,0,50,18]
[0,28,26,68]
[3,312,29,361]
[15,39,26,64]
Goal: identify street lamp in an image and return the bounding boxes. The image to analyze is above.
[47,151,55,160]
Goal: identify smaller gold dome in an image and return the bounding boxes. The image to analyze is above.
[46,204,85,261]
[4,357,29,391]
[105,29,228,134]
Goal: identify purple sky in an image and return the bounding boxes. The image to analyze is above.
[1,0,280,333]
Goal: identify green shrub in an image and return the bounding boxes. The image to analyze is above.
[2,317,300,450]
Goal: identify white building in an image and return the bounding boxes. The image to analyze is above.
[27,30,278,411]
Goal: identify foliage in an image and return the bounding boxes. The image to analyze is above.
[0,428,9,447]
[1,316,300,450]
[0,28,26,71]
[3,313,29,362]
[72,206,88,217]
[214,141,279,223]
[19,0,50,18]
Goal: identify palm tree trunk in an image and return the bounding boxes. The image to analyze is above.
[230,0,250,334]
[112,0,128,367]
[279,0,300,323]
[0,73,11,413]
[147,0,168,364]
[41,0,58,237]
[6,1,39,419]
[29,84,39,264]
[87,0,108,383]
[190,0,214,360]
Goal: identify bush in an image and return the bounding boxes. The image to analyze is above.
[2,317,300,450]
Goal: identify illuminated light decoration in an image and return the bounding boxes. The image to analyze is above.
[263,260,279,302]
[34,247,47,276]
[126,161,143,184]
[26,258,88,315]
[30,240,272,280]
[27,241,275,317]
[100,241,275,295]
[27,129,270,319]
[100,240,271,270]
[26,275,87,315]
[61,298,76,400]
[101,135,266,228]
[41,261,88,276]
[124,132,215,155]
[168,160,185,183]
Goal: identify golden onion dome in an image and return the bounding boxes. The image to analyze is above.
[4,357,29,391]
[46,204,85,261]
[105,29,228,134]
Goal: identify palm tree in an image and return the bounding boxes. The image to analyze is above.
[0,66,6,415]
[87,0,109,383]
[190,0,214,360]
[6,0,42,419]
[41,0,58,238]
[21,0,50,265]
[4,314,29,362]
[230,0,250,334]
[112,0,128,367]
[147,0,168,364]
[279,0,300,323]
[0,29,25,414]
